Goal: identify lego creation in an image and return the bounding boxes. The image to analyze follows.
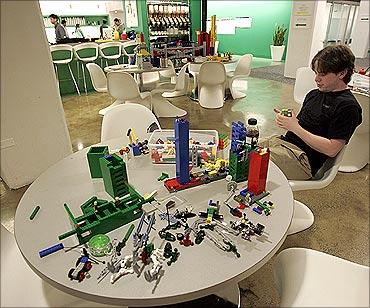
[100,154,130,198]
[248,147,270,195]
[218,133,229,150]
[87,146,109,178]
[228,121,252,182]
[280,108,292,117]
[58,189,154,245]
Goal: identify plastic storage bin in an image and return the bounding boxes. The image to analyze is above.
[148,129,219,164]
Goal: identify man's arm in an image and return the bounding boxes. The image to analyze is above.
[274,108,345,157]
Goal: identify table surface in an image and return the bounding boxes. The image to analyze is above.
[104,64,169,74]
[14,137,293,307]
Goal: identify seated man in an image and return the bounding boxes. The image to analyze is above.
[260,45,362,180]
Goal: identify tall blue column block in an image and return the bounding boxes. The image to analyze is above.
[175,118,190,184]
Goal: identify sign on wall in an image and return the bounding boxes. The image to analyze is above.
[125,0,138,28]
[206,17,252,35]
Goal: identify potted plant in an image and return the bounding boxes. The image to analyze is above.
[270,24,287,62]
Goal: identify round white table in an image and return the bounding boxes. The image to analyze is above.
[104,64,187,118]
[14,137,293,307]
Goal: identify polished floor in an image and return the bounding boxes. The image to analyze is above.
[1,71,369,307]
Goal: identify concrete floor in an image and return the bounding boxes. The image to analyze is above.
[1,72,368,307]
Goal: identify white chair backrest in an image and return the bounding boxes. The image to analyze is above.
[98,42,121,57]
[101,104,161,142]
[199,61,226,85]
[352,92,369,134]
[188,63,201,75]
[86,63,107,91]
[73,42,99,60]
[50,44,74,61]
[159,59,176,78]
[294,67,317,105]
[142,71,160,84]
[234,54,253,76]
[121,41,139,56]
[107,71,141,101]
[175,63,189,90]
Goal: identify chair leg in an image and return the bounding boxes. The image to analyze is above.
[105,59,108,68]
[287,200,314,235]
[116,59,119,65]
[68,63,80,96]
[54,64,60,92]
[81,62,87,95]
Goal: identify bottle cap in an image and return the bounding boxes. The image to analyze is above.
[248,118,257,125]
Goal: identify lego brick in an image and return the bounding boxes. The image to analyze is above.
[87,146,109,178]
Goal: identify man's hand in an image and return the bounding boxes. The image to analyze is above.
[274,108,300,133]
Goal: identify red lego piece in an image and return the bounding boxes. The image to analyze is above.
[248,148,270,195]
[180,233,194,247]
[163,177,205,193]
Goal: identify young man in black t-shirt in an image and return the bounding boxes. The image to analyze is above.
[260,45,362,180]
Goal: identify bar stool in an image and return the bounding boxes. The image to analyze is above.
[73,42,99,94]
[98,42,122,68]
[121,41,139,64]
[50,44,80,95]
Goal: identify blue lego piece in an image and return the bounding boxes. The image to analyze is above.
[39,243,64,258]
[230,121,247,154]
[175,118,190,185]
[240,188,249,197]
[132,144,141,156]
[253,207,263,215]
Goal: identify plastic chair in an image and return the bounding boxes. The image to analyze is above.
[1,225,114,307]
[294,67,317,104]
[162,63,189,98]
[188,62,201,100]
[101,104,161,142]
[287,146,346,235]
[226,54,253,99]
[106,71,152,115]
[339,91,369,172]
[98,42,122,67]
[86,63,107,93]
[121,41,139,63]
[159,59,177,84]
[73,42,99,94]
[274,248,369,307]
[50,44,80,95]
[198,61,226,109]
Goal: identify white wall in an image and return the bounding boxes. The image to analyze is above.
[1,1,72,189]
[351,0,369,58]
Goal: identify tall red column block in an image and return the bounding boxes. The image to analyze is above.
[248,148,270,195]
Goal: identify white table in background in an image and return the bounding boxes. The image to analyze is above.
[14,137,293,307]
[105,64,187,118]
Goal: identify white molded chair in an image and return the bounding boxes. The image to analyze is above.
[274,248,369,307]
[287,146,346,235]
[86,63,107,93]
[227,54,253,99]
[198,61,226,109]
[101,104,161,142]
[294,67,317,105]
[159,59,177,84]
[98,42,121,67]
[50,44,80,96]
[121,41,139,61]
[106,71,152,116]
[73,42,99,94]
[1,225,114,307]
[162,63,189,98]
[339,91,369,172]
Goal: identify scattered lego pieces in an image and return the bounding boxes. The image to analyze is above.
[157,172,169,181]
[29,205,40,220]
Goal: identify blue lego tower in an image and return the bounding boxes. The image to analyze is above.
[175,118,190,184]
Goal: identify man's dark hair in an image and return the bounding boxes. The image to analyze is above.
[49,14,59,20]
[311,44,355,84]
[61,19,66,25]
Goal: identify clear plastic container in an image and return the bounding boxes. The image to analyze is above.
[148,129,219,164]
[246,118,259,147]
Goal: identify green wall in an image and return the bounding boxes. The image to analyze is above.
[207,0,292,58]
[190,0,202,40]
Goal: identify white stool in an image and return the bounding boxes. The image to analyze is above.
[98,42,121,68]
[73,43,99,94]
[50,44,80,95]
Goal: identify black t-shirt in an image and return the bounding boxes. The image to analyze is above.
[283,89,362,176]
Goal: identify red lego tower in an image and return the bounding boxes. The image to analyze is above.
[248,147,270,195]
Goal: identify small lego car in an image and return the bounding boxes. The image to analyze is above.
[68,248,93,282]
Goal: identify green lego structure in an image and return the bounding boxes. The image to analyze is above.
[99,153,129,198]
[87,146,109,178]
[58,192,154,245]
[228,151,250,182]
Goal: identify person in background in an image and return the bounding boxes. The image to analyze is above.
[49,14,67,43]
[113,18,125,35]
[73,24,84,39]
[259,44,362,180]
[100,19,108,39]
[61,19,69,38]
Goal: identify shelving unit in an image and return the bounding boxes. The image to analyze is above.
[43,15,109,28]
[151,41,205,70]
[147,0,191,43]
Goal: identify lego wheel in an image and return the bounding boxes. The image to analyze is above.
[68,268,75,279]
[84,261,92,271]
[77,271,85,282]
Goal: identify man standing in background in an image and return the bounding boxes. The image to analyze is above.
[49,14,67,43]
[113,18,125,35]
[61,19,69,38]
